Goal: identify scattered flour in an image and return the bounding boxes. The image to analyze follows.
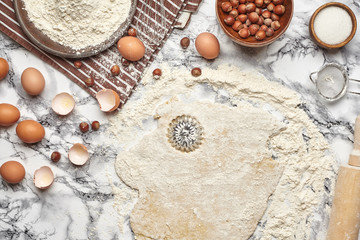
[23,0,131,49]
[109,64,338,239]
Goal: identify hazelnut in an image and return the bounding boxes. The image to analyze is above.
[266,27,274,37]
[191,68,202,77]
[267,2,275,11]
[84,78,94,87]
[273,5,285,15]
[271,13,280,21]
[224,15,235,26]
[254,0,263,7]
[110,65,120,76]
[239,0,246,3]
[245,19,251,26]
[272,0,284,5]
[232,21,243,31]
[237,14,247,23]
[271,21,281,30]
[230,0,240,8]
[238,4,246,14]
[51,151,61,162]
[153,68,162,79]
[221,2,232,12]
[74,61,82,69]
[128,28,136,37]
[239,28,250,38]
[262,10,271,19]
[121,57,130,67]
[229,8,239,18]
[245,3,256,13]
[247,0,255,2]
[260,25,268,31]
[255,30,266,41]
[255,7,262,15]
[249,24,260,36]
[79,122,89,133]
[257,16,264,25]
[248,12,259,23]
[91,121,100,131]
[239,24,248,30]
[264,18,272,26]
[180,37,190,49]
[264,0,271,4]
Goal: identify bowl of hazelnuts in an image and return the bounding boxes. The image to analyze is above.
[216,0,293,47]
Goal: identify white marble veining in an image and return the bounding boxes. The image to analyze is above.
[1,0,360,239]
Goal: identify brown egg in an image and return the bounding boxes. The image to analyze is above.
[16,120,45,143]
[0,58,9,80]
[0,161,25,184]
[195,32,220,60]
[0,103,20,127]
[117,36,145,61]
[21,68,45,95]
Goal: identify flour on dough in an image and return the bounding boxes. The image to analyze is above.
[110,64,338,240]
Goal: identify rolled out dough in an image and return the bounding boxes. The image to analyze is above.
[117,100,285,240]
[111,64,337,239]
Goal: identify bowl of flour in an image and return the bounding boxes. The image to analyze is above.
[14,0,136,58]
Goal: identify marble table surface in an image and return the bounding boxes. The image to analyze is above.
[1,0,360,239]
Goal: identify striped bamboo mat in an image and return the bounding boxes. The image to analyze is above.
[0,0,202,107]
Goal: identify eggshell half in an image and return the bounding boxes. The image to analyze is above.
[34,166,54,189]
[195,32,220,60]
[0,103,20,127]
[95,89,120,112]
[117,36,145,61]
[52,92,75,115]
[16,120,45,143]
[0,161,25,184]
[68,143,89,166]
[21,67,45,95]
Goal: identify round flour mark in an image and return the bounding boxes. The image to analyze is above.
[167,115,203,152]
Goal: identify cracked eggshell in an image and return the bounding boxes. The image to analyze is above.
[68,143,89,166]
[95,89,120,112]
[52,92,75,115]
[34,166,54,189]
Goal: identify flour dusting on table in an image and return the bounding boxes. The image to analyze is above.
[109,64,338,239]
[23,0,131,49]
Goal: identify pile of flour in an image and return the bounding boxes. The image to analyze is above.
[23,0,131,50]
[109,64,338,239]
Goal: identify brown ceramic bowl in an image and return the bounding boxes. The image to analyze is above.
[216,0,294,47]
[309,2,357,49]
